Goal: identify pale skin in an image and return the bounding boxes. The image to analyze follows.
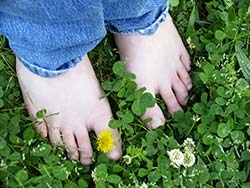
[16,14,192,165]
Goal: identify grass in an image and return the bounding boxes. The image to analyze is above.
[0,0,250,187]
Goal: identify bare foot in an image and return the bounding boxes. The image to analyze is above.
[115,14,192,129]
[16,56,122,165]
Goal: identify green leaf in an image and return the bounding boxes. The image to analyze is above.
[217,123,232,138]
[205,43,217,53]
[23,127,35,141]
[96,180,106,188]
[113,79,123,92]
[96,164,108,178]
[51,166,69,181]
[31,143,52,157]
[140,92,155,108]
[138,168,148,177]
[215,97,226,105]
[203,63,214,75]
[193,103,206,115]
[109,119,121,129]
[157,155,169,172]
[112,61,126,76]
[0,59,4,70]
[78,178,89,188]
[210,104,224,115]
[36,109,47,119]
[121,111,134,123]
[242,151,250,160]
[8,152,21,161]
[132,99,144,116]
[215,30,225,40]
[198,170,210,184]
[113,164,123,173]
[0,99,4,108]
[199,72,209,83]
[197,123,208,134]
[146,131,158,144]
[0,137,6,150]
[107,174,121,184]
[102,81,113,91]
[235,45,250,82]
[65,182,78,188]
[202,133,214,145]
[16,169,29,183]
[230,131,245,144]
[148,170,161,182]
[170,0,179,7]
[0,87,3,98]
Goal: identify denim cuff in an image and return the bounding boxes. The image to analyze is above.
[134,6,168,35]
[106,3,169,35]
[19,55,83,78]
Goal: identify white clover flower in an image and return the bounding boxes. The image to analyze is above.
[139,182,148,188]
[91,169,98,183]
[186,37,195,49]
[183,138,196,152]
[123,155,132,165]
[167,149,184,168]
[192,115,200,122]
[183,151,196,168]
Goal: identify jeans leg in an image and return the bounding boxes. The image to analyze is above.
[0,0,106,77]
[103,0,169,35]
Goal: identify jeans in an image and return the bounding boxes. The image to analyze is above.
[0,0,169,77]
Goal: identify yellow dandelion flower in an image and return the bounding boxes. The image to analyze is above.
[97,130,114,153]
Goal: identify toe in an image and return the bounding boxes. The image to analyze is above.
[75,127,93,165]
[142,104,165,129]
[160,86,182,116]
[178,65,192,91]
[34,119,47,138]
[61,129,79,160]
[94,116,122,161]
[48,125,63,146]
[180,48,191,71]
[172,77,189,106]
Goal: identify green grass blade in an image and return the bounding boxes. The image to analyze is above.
[235,45,250,82]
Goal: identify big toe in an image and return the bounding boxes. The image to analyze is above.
[94,115,122,160]
[142,103,165,129]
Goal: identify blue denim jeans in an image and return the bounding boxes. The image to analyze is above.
[0,0,169,77]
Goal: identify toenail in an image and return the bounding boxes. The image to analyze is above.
[108,147,122,160]
[69,152,78,160]
[149,117,164,129]
[187,83,192,90]
[81,158,93,165]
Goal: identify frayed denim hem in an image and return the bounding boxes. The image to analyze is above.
[19,56,83,78]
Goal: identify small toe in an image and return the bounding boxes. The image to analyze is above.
[172,77,189,106]
[142,104,165,129]
[34,119,47,138]
[180,49,191,71]
[178,66,192,91]
[160,86,182,116]
[62,129,79,160]
[75,127,93,165]
[48,125,63,146]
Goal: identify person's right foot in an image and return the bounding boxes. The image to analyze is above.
[16,56,122,165]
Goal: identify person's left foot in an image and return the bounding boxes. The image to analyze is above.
[114,14,192,129]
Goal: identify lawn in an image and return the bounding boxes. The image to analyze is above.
[0,0,250,187]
